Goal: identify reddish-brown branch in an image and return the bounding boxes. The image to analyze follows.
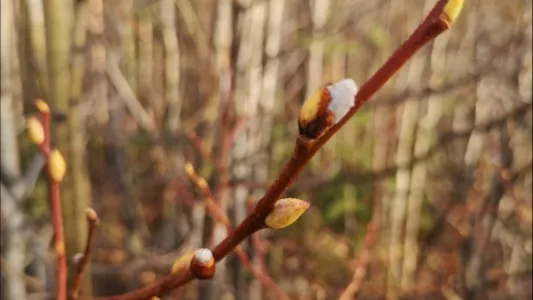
[248,197,267,273]
[88,2,456,298]
[49,178,67,300]
[70,209,100,300]
[35,100,67,300]
[184,164,289,300]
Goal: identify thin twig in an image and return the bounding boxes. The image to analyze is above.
[184,163,289,300]
[35,100,68,300]
[70,208,100,300]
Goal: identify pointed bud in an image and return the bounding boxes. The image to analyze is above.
[85,208,100,225]
[48,149,66,182]
[441,0,464,27]
[190,248,216,279]
[27,117,45,145]
[171,251,195,274]
[184,162,195,177]
[35,99,50,114]
[298,79,358,140]
[197,178,209,190]
[72,253,84,264]
[265,198,310,229]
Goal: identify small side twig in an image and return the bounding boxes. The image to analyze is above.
[28,99,68,300]
[70,208,100,300]
[339,195,381,300]
[184,163,289,300]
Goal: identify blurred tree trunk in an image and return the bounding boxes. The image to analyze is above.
[43,0,93,297]
[246,1,285,299]
[202,0,234,299]
[386,3,429,297]
[118,0,136,93]
[1,0,26,298]
[88,0,108,124]
[305,0,330,99]
[231,1,267,298]
[25,0,49,98]
[400,33,450,291]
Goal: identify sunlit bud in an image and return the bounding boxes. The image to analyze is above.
[190,248,216,279]
[27,117,45,145]
[298,79,357,139]
[72,253,84,264]
[441,0,464,27]
[35,99,50,114]
[184,162,195,176]
[85,208,100,225]
[265,198,310,229]
[326,79,358,123]
[48,149,66,182]
[171,251,195,274]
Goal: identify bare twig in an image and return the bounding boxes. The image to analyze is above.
[70,209,100,300]
[183,163,289,300]
[32,99,68,300]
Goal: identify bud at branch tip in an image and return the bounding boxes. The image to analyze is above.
[85,208,100,224]
[35,99,50,114]
[441,0,464,27]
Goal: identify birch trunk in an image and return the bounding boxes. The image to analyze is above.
[231,1,267,298]
[386,3,429,297]
[247,2,285,299]
[203,1,234,299]
[400,33,450,291]
[1,1,26,298]
[69,2,95,295]
[44,0,93,295]
[162,0,181,133]
[305,0,330,99]
[87,0,108,124]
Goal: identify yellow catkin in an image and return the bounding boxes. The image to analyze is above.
[35,99,50,113]
[442,0,464,25]
[49,149,66,182]
[27,117,45,145]
[265,198,310,229]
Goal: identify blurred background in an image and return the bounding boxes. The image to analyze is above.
[1,0,532,299]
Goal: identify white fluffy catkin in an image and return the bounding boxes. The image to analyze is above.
[326,79,358,123]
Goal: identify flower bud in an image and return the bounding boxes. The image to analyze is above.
[35,99,50,114]
[85,208,100,225]
[184,162,195,177]
[48,149,66,182]
[298,79,357,140]
[190,248,216,279]
[171,251,195,274]
[27,117,45,145]
[441,0,464,27]
[265,198,310,229]
[72,253,84,264]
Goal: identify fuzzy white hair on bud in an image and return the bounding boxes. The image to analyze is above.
[326,79,358,123]
[72,253,84,264]
[194,248,213,265]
